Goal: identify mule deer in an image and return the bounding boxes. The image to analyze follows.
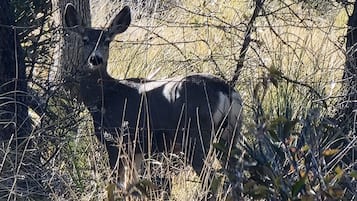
[64,3,242,198]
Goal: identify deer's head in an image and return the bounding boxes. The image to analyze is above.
[64,4,131,75]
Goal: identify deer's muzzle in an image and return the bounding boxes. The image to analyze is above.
[89,54,103,66]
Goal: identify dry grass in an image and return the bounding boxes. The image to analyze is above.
[105,0,250,79]
[6,0,350,200]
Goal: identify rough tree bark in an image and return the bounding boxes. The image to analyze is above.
[340,1,357,135]
[51,0,91,96]
[0,0,30,142]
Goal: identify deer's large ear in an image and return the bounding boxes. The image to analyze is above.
[64,3,84,33]
[108,6,131,38]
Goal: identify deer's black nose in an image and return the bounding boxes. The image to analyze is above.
[89,54,103,66]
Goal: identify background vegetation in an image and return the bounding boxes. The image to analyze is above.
[0,0,355,200]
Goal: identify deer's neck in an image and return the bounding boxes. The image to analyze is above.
[78,70,113,107]
[78,70,140,112]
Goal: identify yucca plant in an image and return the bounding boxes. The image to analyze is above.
[218,76,356,200]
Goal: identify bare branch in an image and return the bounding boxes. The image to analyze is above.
[230,0,265,87]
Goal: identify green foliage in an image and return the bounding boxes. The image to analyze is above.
[219,77,355,200]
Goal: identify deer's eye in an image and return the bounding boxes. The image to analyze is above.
[82,36,90,44]
[103,37,111,46]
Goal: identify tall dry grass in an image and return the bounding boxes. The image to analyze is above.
[31,0,354,200]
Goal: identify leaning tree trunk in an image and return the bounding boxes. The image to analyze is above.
[0,0,30,143]
[340,1,357,135]
[51,0,91,96]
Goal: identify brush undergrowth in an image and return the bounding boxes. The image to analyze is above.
[218,79,356,200]
[46,0,355,200]
[2,0,355,200]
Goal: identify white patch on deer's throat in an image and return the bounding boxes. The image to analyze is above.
[212,92,230,125]
[103,130,114,142]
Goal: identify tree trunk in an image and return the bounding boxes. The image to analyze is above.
[340,1,357,135]
[51,0,91,96]
[0,1,45,199]
[0,0,30,142]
